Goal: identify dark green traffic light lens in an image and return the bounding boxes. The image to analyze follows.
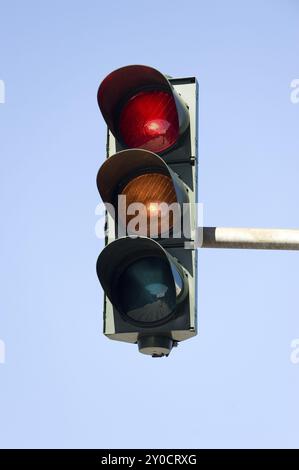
[117,256,178,325]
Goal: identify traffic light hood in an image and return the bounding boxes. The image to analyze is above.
[97,65,189,153]
[97,148,186,205]
[96,236,188,328]
[97,236,170,305]
[96,149,189,237]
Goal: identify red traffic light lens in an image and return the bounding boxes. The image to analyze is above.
[118,91,179,153]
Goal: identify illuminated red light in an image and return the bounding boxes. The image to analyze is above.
[118,91,179,153]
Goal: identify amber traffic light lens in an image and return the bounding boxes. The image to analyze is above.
[120,173,177,236]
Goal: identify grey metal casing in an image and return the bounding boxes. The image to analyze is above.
[102,77,198,346]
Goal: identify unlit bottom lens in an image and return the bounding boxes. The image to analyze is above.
[117,257,176,324]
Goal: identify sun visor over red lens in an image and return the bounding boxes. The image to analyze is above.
[97,65,189,154]
[98,65,172,135]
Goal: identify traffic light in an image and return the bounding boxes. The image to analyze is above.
[96,65,198,357]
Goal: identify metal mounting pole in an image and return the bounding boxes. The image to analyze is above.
[201,227,299,250]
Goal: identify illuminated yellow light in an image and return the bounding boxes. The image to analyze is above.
[147,202,160,215]
[121,173,177,236]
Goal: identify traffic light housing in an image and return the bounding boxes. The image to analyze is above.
[96,65,198,357]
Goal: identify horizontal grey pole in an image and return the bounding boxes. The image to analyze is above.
[201,227,299,250]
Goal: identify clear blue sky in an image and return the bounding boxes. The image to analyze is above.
[0,0,299,449]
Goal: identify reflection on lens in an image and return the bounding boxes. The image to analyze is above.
[120,172,177,236]
[170,262,183,296]
[117,257,177,324]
